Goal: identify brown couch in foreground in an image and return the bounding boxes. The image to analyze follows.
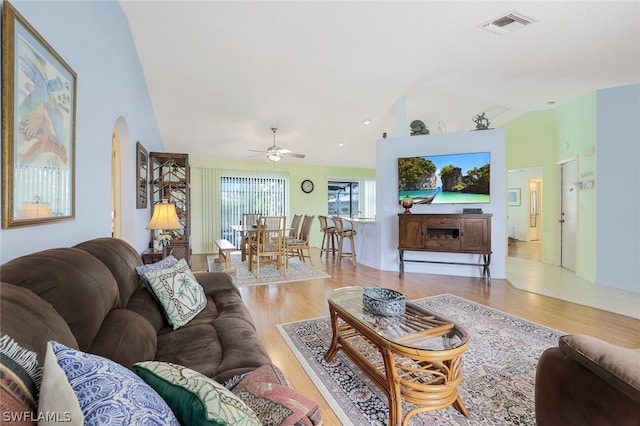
[1,237,320,425]
[535,334,640,426]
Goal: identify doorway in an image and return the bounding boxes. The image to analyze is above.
[111,129,122,238]
[558,159,578,271]
[507,167,543,262]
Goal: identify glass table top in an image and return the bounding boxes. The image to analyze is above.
[327,286,468,351]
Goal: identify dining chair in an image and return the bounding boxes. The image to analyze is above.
[287,214,315,262]
[249,215,287,279]
[333,216,357,265]
[241,213,261,261]
[318,215,336,258]
[286,214,303,242]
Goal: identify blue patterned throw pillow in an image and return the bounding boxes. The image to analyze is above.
[135,255,179,277]
[38,341,179,426]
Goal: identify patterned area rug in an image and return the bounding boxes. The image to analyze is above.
[278,294,564,425]
[208,252,330,287]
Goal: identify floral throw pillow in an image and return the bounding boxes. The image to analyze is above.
[143,258,206,329]
[38,341,179,425]
[135,361,260,426]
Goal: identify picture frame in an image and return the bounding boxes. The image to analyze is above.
[136,142,148,209]
[508,188,521,206]
[2,1,77,228]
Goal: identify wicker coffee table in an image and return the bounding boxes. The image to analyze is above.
[325,287,470,426]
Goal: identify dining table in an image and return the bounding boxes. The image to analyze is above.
[230,222,293,263]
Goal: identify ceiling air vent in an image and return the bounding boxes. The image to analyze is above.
[481,11,535,35]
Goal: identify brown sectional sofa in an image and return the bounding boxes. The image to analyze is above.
[0,237,319,424]
[535,334,640,425]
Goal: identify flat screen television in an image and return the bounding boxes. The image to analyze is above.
[398,152,490,204]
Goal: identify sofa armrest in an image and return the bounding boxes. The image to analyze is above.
[193,271,239,298]
[536,335,640,426]
[559,334,640,402]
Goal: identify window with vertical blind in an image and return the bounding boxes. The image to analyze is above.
[200,169,289,251]
[326,178,375,219]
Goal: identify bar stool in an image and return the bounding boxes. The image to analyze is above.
[318,215,336,258]
[332,216,357,265]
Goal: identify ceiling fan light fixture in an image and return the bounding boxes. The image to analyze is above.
[266,152,282,163]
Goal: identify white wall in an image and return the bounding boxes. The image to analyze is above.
[369,129,506,279]
[0,1,161,262]
[596,84,640,292]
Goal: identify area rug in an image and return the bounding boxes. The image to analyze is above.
[208,252,330,287]
[278,293,564,425]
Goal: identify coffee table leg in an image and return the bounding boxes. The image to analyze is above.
[381,349,403,426]
[453,396,470,418]
[324,308,340,362]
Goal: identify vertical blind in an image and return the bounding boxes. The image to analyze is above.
[200,168,289,252]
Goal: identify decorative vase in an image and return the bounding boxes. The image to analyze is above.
[401,196,414,214]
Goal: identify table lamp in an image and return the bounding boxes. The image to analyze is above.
[146,199,183,251]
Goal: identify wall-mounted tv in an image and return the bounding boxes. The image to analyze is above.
[398,152,490,204]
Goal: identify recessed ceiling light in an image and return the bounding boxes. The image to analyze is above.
[338,142,344,147]
[363,119,371,125]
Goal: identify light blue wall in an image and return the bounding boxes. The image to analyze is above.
[596,84,640,292]
[0,1,161,262]
[373,130,506,279]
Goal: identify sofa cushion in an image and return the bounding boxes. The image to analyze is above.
[0,249,119,352]
[126,285,167,332]
[74,237,146,308]
[144,259,207,330]
[38,341,179,425]
[156,323,222,378]
[88,309,157,370]
[559,334,640,403]
[231,363,322,426]
[212,317,272,383]
[0,283,78,363]
[135,361,260,425]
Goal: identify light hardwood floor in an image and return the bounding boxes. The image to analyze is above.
[193,249,640,426]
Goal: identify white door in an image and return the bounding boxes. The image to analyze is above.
[560,160,577,271]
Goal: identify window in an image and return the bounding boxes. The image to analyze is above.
[328,181,359,217]
[220,176,287,246]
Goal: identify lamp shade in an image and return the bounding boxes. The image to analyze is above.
[146,200,182,230]
[18,201,52,219]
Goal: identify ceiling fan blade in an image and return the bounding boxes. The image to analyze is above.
[283,152,306,158]
[248,149,267,153]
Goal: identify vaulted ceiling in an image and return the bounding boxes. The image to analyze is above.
[120,1,640,168]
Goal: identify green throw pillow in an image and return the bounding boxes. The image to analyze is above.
[134,361,260,426]
[143,259,206,329]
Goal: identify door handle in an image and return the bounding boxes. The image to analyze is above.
[559,219,565,223]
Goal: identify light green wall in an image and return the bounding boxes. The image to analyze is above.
[502,92,598,281]
[553,92,598,281]
[190,158,375,252]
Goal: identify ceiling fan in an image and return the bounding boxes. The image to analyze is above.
[248,127,306,163]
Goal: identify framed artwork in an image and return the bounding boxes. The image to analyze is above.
[136,142,148,209]
[508,188,521,206]
[2,1,77,228]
